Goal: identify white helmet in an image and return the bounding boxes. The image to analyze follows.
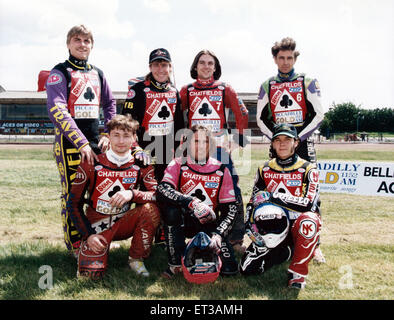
[247,203,289,249]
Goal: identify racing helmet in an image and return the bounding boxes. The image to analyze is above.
[247,202,289,249]
[181,232,222,284]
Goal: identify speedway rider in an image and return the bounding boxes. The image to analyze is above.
[239,123,322,289]
[156,125,239,278]
[46,25,116,255]
[179,49,249,252]
[68,115,160,279]
[121,48,185,183]
[256,37,323,163]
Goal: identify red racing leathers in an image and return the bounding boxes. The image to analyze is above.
[240,154,321,278]
[67,151,160,278]
[179,77,248,143]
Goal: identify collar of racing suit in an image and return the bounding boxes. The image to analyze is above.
[151,79,170,90]
[188,155,208,166]
[186,156,225,173]
[195,76,215,88]
[277,68,295,82]
[67,54,89,70]
[106,148,133,167]
[276,153,298,168]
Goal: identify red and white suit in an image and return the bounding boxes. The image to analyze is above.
[68,151,160,278]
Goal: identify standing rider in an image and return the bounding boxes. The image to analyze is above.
[121,48,185,183]
[46,25,116,255]
[256,37,323,163]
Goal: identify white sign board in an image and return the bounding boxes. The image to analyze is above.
[317,161,394,197]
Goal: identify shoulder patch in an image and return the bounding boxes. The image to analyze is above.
[127,76,145,90]
[47,73,63,86]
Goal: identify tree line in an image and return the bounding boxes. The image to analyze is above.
[319,102,394,137]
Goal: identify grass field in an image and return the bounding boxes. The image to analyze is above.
[0,143,393,301]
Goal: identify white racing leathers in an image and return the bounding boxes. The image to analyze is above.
[256,72,323,163]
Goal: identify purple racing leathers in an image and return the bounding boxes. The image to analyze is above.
[46,55,116,252]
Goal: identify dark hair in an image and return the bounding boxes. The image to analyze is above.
[269,137,300,159]
[190,50,222,80]
[106,114,139,134]
[271,37,300,59]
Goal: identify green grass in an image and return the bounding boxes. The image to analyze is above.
[316,150,394,161]
[0,146,393,300]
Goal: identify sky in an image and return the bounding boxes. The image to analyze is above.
[0,0,393,112]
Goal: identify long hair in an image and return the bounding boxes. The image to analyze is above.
[190,50,222,80]
[190,125,215,150]
[180,125,216,162]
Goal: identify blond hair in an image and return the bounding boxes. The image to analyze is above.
[66,25,94,45]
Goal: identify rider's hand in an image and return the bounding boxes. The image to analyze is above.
[98,135,110,153]
[80,144,99,166]
[87,234,108,254]
[108,190,133,208]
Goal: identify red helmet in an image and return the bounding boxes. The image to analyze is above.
[181,232,222,284]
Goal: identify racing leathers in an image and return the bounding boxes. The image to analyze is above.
[180,77,249,245]
[46,54,116,252]
[67,149,160,279]
[121,78,185,182]
[256,70,323,162]
[239,154,321,279]
[156,156,239,275]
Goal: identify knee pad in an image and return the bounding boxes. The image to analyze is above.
[77,240,109,280]
[292,212,321,241]
[289,212,321,276]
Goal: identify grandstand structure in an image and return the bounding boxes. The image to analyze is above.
[0,87,260,137]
